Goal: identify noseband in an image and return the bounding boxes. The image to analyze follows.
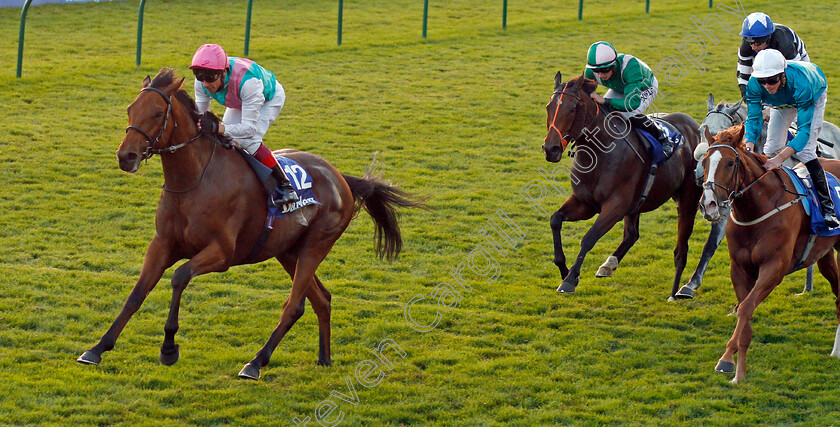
[125,86,200,160]
[703,143,778,210]
[702,144,742,210]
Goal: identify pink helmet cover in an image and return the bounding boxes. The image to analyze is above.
[189,44,228,70]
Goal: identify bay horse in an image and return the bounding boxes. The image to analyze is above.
[77,68,423,380]
[542,72,713,298]
[699,124,840,383]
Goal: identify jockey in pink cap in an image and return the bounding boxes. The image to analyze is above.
[190,43,298,206]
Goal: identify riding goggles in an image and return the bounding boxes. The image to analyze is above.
[193,69,222,83]
[745,36,769,46]
[756,75,781,86]
[592,66,613,74]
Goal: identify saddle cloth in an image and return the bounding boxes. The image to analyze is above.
[635,117,683,164]
[237,148,321,218]
[781,165,840,236]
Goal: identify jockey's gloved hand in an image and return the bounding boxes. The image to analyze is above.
[198,112,220,135]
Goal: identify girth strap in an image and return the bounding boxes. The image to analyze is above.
[629,163,659,215]
[793,233,818,273]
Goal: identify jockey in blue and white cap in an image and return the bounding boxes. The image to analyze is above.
[737,12,808,99]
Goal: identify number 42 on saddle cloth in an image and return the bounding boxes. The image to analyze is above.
[235,147,321,219]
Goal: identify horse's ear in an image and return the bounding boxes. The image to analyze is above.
[142,75,151,89]
[706,93,715,112]
[554,71,563,90]
[581,78,598,95]
[735,123,746,141]
[165,77,185,95]
[703,124,715,145]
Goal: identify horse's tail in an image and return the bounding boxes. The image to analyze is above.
[342,165,426,262]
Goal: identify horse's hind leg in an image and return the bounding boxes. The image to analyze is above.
[276,254,333,366]
[160,242,233,366]
[78,237,176,365]
[668,190,698,300]
[817,249,840,357]
[239,241,335,380]
[596,214,639,278]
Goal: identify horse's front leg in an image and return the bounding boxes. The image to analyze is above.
[549,196,597,285]
[557,203,625,294]
[595,214,640,278]
[78,237,176,365]
[160,241,233,366]
[717,262,781,383]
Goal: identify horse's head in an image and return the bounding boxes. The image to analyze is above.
[543,72,598,163]
[699,123,751,222]
[701,93,744,144]
[117,68,186,172]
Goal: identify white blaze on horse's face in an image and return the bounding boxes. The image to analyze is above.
[701,150,724,221]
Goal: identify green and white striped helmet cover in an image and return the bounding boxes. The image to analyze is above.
[586,41,617,69]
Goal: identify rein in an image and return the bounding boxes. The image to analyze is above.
[126,86,217,193]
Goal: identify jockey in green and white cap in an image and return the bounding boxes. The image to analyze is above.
[583,41,673,155]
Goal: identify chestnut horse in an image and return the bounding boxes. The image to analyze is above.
[77,68,423,380]
[699,124,840,383]
[543,72,711,298]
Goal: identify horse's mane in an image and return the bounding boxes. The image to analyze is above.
[716,124,768,164]
[151,68,201,124]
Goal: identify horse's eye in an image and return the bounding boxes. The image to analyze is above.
[153,110,164,118]
[726,159,735,167]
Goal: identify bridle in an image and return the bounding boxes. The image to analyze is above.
[702,144,745,211]
[125,86,201,161]
[546,83,602,150]
[124,86,211,193]
[703,143,803,225]
[704,105,744,128]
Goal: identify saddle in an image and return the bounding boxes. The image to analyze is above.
[783,166,840,236]
[634,117,683,164]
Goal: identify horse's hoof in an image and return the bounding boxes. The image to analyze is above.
[595,256,618,278]
[238,363,261,380]
[715,360,735,374]
[667,296,676,302]
[159,345,180,366]
[317,358,332,366]
[77,351,101,365]
[674,286,695,299]
[594,267,613,278]
[556,282,576,294]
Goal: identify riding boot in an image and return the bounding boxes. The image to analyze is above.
[630,115,673,156]
[805,159,840,229]
[270,165,299,206]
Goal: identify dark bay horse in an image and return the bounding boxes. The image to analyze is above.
[699,124,840,383]
[542,72,713,298]
[77,68,423,380]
